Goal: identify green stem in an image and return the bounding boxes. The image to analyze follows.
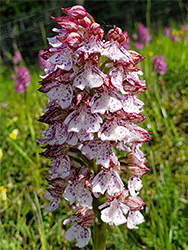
[69,147,91,165]
[146,0,151,29]
[25,88,35,142]
[91,159,107,250]
[93,214,107,250]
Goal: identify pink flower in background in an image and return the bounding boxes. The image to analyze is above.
[13,66,30,94]
[152,56,167,75]
[38,50,52,70]
[181,25,187,31]
[138,24,152,45]
[134,42,144,50]
[171,34,178,42]
[12,50,22,64]
[132,33,138,40]
[164,27,171,37]
[123,36,130,50]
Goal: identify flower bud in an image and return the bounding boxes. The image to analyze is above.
[124,152,150,177]
[107,26,122,41]
[128,50,145,64]
[107,26,128,45]
[74,206,96,228]
[38,104,68,125]
[78,16,92,28]
[61,32,83,48]
[125,195,145,211]
[51,16,78,32]
[61,5,87,19]
[40,144,70,159]
[84,23,104,40]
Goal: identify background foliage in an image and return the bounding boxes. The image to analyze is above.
[0,0,188,250]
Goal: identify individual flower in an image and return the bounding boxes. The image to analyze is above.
[127,210,145,229]
[99,198,129,226]
[152,56,167,75]
[81,139,118,168]
[92,168,124,196]
[63,206,95,248]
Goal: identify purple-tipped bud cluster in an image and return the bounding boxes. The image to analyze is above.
[37,5,150,248]
[152,56,167,75]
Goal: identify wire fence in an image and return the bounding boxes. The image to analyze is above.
[0,0,187,66]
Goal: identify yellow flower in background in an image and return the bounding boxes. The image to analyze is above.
[172,29,178,35]
[0,148,3,160]
[149,51,153,57]
[9,128,19,140]
[0,186,7,201]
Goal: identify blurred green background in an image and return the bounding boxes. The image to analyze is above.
[0,1,188,250]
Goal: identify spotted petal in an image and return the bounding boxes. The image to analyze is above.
[44,190,60,212]
[49,156,71,179]
[81,140,118,168]
[128,177,143,197]
[122,94,144,114]
[92,170,111,194]
[102,41,130,62]
[107,170,124,196]
[109,68,126,94]
[48,47,74,71]
[127,210,144,229]
[90,91,122,114]
[63,181,93,208]
[77,37,103,54]
[98,120,132,142]
[100,199,127,226]
[92,169,124,196]
[36,124,67,145]
[73,68,103,90]
[64,224,91,248]
[45,83,73,109]
[66,108,102,133]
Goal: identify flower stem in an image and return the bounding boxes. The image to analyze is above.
[92,213,106,250]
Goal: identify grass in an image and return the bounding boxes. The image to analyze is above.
[0,22,188,250]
